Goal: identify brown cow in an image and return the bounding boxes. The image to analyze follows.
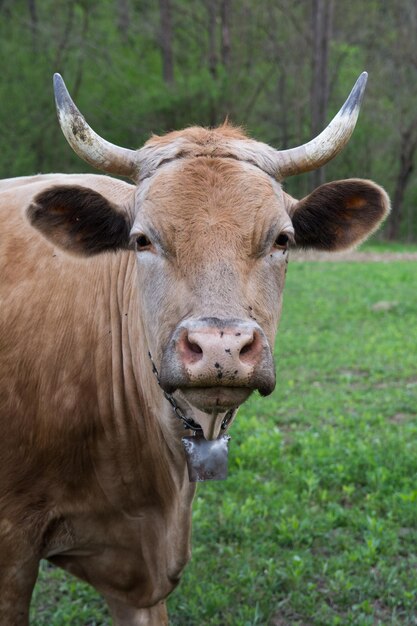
[0,72,389,625]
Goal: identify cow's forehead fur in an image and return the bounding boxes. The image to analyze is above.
[133,152,292,269]
[136,123,280,181]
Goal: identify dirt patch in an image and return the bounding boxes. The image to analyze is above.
[389,412,417,424]
[291,250,417,262]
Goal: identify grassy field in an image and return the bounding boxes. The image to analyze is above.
[359,240,417,253]
[31,259,417,625]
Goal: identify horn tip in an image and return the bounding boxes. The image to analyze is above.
[53,73,64,92]
[358,70,368,89]
[53,73,76,119]
[341,71,368,116]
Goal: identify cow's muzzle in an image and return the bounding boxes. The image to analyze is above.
[159,317,275,412]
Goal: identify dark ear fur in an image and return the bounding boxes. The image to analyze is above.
[291,179,390,251]
[27,185,131,256]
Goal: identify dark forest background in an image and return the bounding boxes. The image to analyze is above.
[1,0,417,241]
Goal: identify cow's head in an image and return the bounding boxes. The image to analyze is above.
[27,73,389,440]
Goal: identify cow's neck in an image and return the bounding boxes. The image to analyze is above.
[91,252,194,515]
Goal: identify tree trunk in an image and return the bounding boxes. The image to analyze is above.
[220,0,231,69]
[116,0,130,41]
[387,122,417,240]
[27,0,38,50]
[310,0,333,189]
[207,0,218,79]
[278,69,289,148]
[206,0,218,126]
[53,1,76,70]
[159,0,174,86]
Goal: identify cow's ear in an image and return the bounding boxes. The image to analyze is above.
[27,185,131,256]
[290,179,390,251]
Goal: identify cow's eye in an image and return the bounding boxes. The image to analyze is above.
[274,232,290,249]
[136,234,152,250]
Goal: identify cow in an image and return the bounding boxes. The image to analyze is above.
[0,71,389,625]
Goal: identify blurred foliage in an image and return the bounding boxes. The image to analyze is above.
[1,0,417,239]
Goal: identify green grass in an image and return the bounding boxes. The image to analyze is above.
[359,239,417,253]
[31,261,417,625]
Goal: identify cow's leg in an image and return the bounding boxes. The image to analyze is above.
[0,547,39,626]
[105,596,169,626]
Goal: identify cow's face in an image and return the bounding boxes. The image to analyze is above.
[130,157,290,429]
[27,73,390,439]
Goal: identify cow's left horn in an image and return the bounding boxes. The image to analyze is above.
[274,72,368,179]
[53,74,140,181]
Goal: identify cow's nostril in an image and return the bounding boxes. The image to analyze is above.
[179,333,204,365]
[240,342,252,356]
[185,336,203,355]
[239,332,259,362]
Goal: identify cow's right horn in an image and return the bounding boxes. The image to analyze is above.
[274,72,368,180]
[53,74,140,181]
